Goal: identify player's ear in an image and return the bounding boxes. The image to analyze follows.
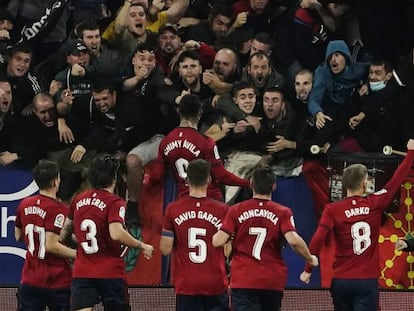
[272,182,276,192]
[53,174,61,190]
[207,176,212,184]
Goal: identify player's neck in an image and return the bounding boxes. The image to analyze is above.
[189,187,207,198]
[102,185,115,193]
[39,189,57,199]
[99,181,116,194]
[253,194,272,200]
[179,120,197,129]
[346,188,364,197]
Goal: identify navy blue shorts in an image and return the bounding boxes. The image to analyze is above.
[176,293,229,311]
[70,278,129,311]
[330,278,378,311]
[230,288,282,311]
[17,283,70,311]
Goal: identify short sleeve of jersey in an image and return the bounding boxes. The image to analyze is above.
[15,201,24,228]
[162,204,175,233]
[203,137,222,166]
[44,202,68,235]
[318,203,335,230]
[68,195,78,220]
[220,204,237,235]
[279,207,296,234]
[107,197,126,225]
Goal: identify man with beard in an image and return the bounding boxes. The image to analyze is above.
[256,87,302,175]
[267,69,320,158]
[203,47,239,95]
[156,23,182,75]
[156,23,216,76]
[184,2,233,48]
[245,52,284,100]
[173,50,214,101]
[217,51,284,119]
[234,31,274,68]
[171,50,218,130]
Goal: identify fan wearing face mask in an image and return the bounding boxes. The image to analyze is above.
[348,59,414,152]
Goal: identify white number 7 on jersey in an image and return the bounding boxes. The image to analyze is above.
[249,227,267,260]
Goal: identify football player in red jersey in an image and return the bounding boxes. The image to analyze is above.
[15,160,76,311]
[213,166,318,311]
[66,154,154,311]
[160,159,230,310]
[150,94,250,201]
[301,139,414,310]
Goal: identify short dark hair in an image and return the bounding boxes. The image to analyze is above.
[248,51,270,67]
[0,76,10,84]
[177,50,200,65]
[91,77,116,93]
[178,94,201,119]
[76,20,100,39]
[251,166,275,195]
[88,154,120,189]
[232,81,255,97]
[9,43,32,58]
[371,58,393,74]
[343,164,367,192]
[33,160,59,190]
[264,86,284,100]
[253,32,273,48]
[130,2,148,13]
[133,41,157,55]
[187,159,211,187]
[209,1,233,19]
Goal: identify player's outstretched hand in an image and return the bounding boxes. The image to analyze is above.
[300,271,312,284]
[395,239,408,251]
[141,242,154,260]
